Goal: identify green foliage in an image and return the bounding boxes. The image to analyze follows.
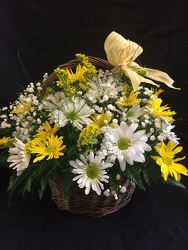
[7,158,65,202]
[62,170,77,202]
[0,150,10,167]
[17,52,31,83]
[142,162,163,186]
[125,164,145,189]
[166,177,185,188]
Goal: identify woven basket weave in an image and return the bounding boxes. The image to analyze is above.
[42,56,135,217]
[49,174,135,217]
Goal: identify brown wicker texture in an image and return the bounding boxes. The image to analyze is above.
[49,175,135,217]
[43,56,135,217]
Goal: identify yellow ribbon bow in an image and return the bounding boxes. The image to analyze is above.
[104,31,179,91]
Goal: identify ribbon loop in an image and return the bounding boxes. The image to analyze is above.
[104,31,179,90]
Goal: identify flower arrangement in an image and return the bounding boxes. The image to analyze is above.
[0,31,187,213]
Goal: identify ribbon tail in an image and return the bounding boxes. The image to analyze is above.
[111,65,123,75]
[122,67,158,91]
[144,68,180,90]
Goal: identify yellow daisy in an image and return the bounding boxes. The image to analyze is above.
[34,121,58,138]
[66,64,86,84]
[11,101,32,115]
[28,135,66,163]
[146,89,176,122]
[91,110,118,128]
[151,140,187,182]
[116,90,140,107]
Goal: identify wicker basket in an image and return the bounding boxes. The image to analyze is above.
[42,56,135,217]
[49,174,135,217]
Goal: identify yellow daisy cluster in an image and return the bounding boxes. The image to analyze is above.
[27,121,66,163]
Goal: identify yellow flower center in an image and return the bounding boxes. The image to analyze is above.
[165,156,173,166]
[86,165,100,179]
[46,146,56,153]
[118,138,130,150]
[126,110,133,118]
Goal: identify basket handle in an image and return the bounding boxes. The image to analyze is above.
[40,56,114,96]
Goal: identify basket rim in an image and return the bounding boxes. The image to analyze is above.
[40,56,114,96]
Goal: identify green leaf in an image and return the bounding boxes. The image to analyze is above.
[142,167,151,186]
[8,174,18,192]
[62,171,77,202]
[38,178,48,200]
[167,177,185,188]
[17,52,31,82]
[7,173,20,205]
[145,163,163,184]
[0,150,9,167]
[125,164,145,189]
[22,178,31,195]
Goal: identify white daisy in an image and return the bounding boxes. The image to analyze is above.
[159,122,180,144]
[42,91,65,110]
[7,138,31,175]
[70,151,112,195]
[124,103,147,123]
[85,70,123,103]
[52,97,94,130]
[102,121,151,171]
